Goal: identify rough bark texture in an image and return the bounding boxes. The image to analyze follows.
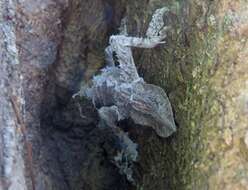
[134,1,248,189]
[0,0,248,190]
[0,1,27,189]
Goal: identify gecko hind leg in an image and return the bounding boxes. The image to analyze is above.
[98,106,138,183]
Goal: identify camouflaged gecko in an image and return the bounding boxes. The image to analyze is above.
[76,7,176,183]
[86,7,176,138]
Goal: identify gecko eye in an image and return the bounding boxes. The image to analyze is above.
[112,51,120,67]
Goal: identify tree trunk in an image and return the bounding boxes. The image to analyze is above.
[0,0,248,190]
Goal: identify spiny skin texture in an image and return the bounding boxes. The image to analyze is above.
[87,7,177,138]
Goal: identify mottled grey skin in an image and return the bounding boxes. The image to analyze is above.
[91,79,176,138]
[76,7,176,183]
[87,7,176,138]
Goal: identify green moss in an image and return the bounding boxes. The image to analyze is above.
[134,1,226,189]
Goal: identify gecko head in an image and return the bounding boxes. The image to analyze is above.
[152,114,177,138]
[150,85,177,138]
[130,83,177,138]
[146,99,177,138]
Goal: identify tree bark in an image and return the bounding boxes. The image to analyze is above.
[1,0,248,190]
[0,0,28,189]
